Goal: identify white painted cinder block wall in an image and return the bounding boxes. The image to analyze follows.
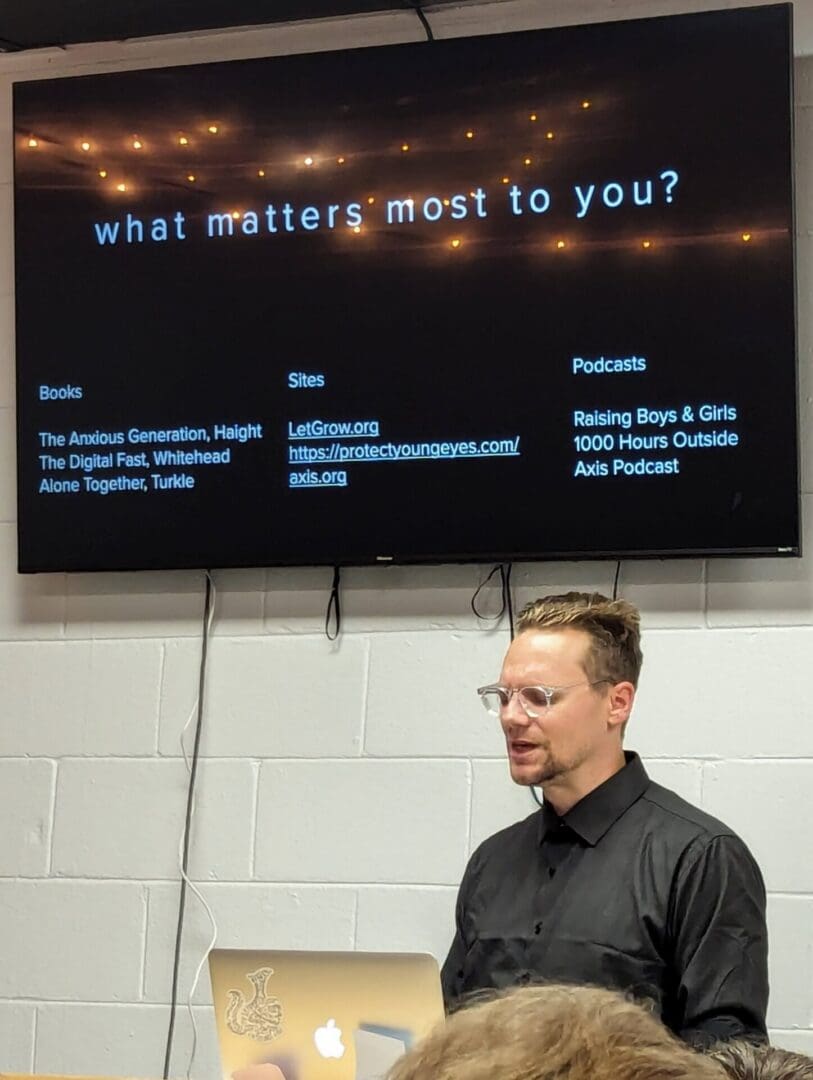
[1,0,812,1074]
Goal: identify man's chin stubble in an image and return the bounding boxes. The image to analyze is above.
[512,759,566,786]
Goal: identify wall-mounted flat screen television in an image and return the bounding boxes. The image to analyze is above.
[13,3,798,572]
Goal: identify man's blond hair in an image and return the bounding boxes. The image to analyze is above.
[517,591,643,687]
[387,984,726,1080]
[710,1040,813,1079]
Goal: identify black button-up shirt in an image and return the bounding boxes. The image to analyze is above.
[441,753,768,1046]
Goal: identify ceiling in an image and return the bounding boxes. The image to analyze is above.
[0,1,465,52]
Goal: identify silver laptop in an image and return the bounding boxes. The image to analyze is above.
[208,949,444,1080]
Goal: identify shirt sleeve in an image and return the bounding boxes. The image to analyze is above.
[668,833,769,1047]
[440,847,480,1009]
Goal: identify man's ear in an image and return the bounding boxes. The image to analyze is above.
[607,681,635,732]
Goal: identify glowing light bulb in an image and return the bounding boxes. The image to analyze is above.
[116,182,127,192]
[546,131,555,140]
[529,113,538,122]
[178,135,189,146]
[231,210,241,220]
[465,130,474,139]
[501,176,510,184]
[208,124,219,134]
[337,156,346,164]
[642,240,652,249]
[80,141,91,152]
[257,169,265,177]
[450,238,462,249]
[443,198,450,206]
[27,136,38,148]
[98,169,108,179]
[401,142,410,152]
[187,174,196,182]
[523,157,532,166]
[353,225,361,233]
[367,196,375,205]
[581,100,591,109]
[741,232,752,242]
[304,156,314,166]
[132,137,143,150]
[556,239,566,249]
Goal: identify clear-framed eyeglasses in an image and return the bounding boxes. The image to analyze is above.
[476,680,611,718]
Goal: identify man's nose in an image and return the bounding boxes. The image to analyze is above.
[502,691,531,727]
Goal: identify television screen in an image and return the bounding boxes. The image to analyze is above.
[13,3,798,572]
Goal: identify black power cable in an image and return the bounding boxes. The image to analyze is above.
[471,563,503,622]
[325,565,342,640]
[162,569,214,1080]
[472,562,514,639]
[406,1,435,41]
[503,562,515,640]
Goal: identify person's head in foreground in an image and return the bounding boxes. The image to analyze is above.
[710,1040,813,1079]
[387,983,727,1080]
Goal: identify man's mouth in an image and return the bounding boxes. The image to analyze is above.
[509,739,539,755]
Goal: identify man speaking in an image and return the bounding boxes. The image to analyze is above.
[441,593,768,1046]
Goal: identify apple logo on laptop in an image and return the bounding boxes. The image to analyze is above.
[314,1018,346,1059]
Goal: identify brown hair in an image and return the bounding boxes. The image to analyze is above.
[517,591,643,687]
[387,984,726,1080]
[710,1041,813,1080]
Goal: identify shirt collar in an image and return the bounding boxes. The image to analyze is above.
[537,752,650,847]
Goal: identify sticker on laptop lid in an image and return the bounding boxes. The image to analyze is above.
[226,966,284,1042]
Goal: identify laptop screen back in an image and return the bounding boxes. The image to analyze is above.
[208,950,443,1080]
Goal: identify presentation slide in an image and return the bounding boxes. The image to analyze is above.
[13,4,797,571]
